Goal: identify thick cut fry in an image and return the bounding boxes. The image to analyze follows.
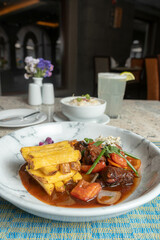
[21,140,81,170]
[54,181,65,192]
[22,140,82,196]
[21,141,69,159]
[40,165,59,175]
[63,178,72,184]
[27,149,81,170]
[22,140,69,152]
[28,145,71,158]
[72,172,82,183]
[26,165,77,184]
[33,177,54,195]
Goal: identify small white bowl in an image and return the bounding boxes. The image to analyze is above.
[60,96,106,122]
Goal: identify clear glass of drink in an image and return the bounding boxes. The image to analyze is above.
[98,73,126,118]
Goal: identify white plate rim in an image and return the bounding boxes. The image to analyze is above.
[0,108,47,127]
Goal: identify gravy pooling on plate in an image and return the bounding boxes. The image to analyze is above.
[19,136,141,208]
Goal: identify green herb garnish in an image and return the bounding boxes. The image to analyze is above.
[77,98,82,102]
[86,148,106,175]
[93,141,104,147]
[118,152,139,177]
[81,149,85,156]
[84,138,104,147]
[82,94,91,100]
[85,144,139,177]
[84,138,93,144]
[123,150,140,160]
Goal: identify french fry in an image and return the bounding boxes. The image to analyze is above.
[33,177,55,195]
[40,165,59,175]
[54,181,65,192]
[26,149,81,170]
[26,166,77,184]
[21,141,69,159]
[22,140,82,196]
[28,145,71,158]
[21,140,81,170]
[72,172,82,183]
[63,178,72,184]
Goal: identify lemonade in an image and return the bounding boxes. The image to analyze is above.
[98,73,126,118]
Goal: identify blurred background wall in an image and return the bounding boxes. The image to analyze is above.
[0,0,160,99]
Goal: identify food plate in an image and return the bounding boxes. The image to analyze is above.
[0,109,47,127]
[0,122,159,222]
[53,111,110,124]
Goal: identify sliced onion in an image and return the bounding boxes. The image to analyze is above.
[90,173,99,183]
[97,190,121,205]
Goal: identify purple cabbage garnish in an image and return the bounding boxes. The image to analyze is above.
[39,137,54,146]
[45,137,54,144]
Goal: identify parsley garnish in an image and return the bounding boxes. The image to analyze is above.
[86,144,139,177]
[82,94,91,100]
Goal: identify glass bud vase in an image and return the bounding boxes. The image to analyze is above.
[32,77,43,87]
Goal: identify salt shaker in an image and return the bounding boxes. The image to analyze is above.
[42,83,55,105]
[28,83,42,106]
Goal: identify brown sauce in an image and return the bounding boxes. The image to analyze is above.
[19,163,141,208]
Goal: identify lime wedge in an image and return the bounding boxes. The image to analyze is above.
[120,71,135,81]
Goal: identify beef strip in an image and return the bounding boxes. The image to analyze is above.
[60,163,71,174]
[83,144,106,165]
[100,166,134,186]
[74,141,87,152]
[70,161,81,171]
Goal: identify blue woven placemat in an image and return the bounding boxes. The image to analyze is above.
[0,143,160,240]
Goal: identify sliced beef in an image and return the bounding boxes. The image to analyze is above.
[74,141,87,152]
[83,144,106,165]
[100,166,134,186]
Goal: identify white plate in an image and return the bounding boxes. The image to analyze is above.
[0,109,47,127]
[0,122,160,222]
[53,111,110,124]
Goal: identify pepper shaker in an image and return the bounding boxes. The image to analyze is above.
[42,83,55,105]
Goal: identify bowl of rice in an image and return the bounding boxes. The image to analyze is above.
[60,95,106,122]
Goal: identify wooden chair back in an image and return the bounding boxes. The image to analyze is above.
[145,58,160,100]
[131,58,144,83]
[131,58,144,68]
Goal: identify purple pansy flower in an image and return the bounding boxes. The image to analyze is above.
[24,56,54,79]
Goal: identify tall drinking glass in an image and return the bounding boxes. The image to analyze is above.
[98,73,126,118]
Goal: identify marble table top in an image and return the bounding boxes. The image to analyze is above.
[0,95,159,142]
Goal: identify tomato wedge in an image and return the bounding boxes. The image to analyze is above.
[71,179,102,202]
[108,158,121,168]
[126,156,141,170]
[81,161,106,173]
[110,153,127,168]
